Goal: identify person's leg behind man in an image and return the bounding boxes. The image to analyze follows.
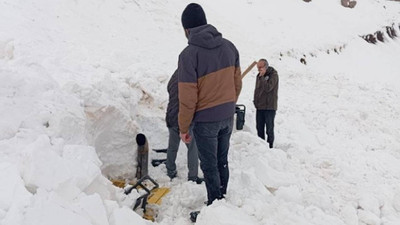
[193,121,222,205]
[265,110,276,148]
[166,126,180,179]
[217,117,233,196]
[186,126,200,182]
[256,110,266,139]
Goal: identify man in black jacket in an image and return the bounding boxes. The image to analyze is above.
[165,69,202,183]
[253,59,279,148]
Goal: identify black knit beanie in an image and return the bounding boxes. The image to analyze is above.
[181,3,207,29]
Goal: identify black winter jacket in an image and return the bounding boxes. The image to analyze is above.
[166,70,179,128]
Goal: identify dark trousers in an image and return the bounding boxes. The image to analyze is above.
[256,110,276,148]
[193,117,233,205]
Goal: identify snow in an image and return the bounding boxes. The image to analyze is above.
[1,0,400,224]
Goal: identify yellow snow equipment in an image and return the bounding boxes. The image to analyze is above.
[124,175,170,221]
[112,133,170,221]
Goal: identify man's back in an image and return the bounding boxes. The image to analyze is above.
[178,24,242,133]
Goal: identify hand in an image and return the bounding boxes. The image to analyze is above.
[258,68,266,77]
[180,132,192,143]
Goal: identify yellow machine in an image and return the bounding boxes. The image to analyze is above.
[111,133,170,221]
[112,175,170,221]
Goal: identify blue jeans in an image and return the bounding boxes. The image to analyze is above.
[166,126,199,179]
[193,117,233,205]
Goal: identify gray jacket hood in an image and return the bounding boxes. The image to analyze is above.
[188,24,222,49]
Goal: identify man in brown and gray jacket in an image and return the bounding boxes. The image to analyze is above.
[254,59,279,148]
[178,3,242,208]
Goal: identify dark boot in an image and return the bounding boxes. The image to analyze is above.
[167,170,177,180]
[188,176,204,184]
[190,211,200,222]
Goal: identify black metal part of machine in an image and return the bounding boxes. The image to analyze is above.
[235,104,246,130]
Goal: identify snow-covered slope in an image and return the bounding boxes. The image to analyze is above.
[1,0,400,224]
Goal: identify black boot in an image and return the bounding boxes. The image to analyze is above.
[188,176,204,184]
[190,211,200,222]
[167,171,177,180]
